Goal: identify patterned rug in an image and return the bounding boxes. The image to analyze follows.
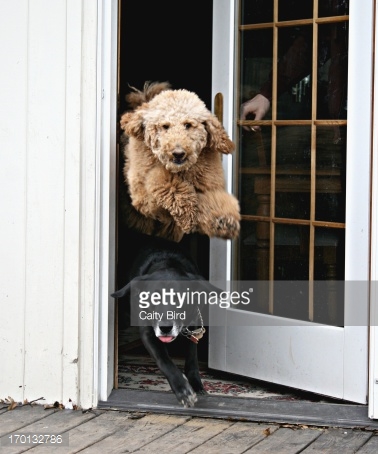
[118,356,301,399]
[117,328,336,402]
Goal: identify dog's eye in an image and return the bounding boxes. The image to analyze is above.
[184,123,192,129]
[162,124,170,130]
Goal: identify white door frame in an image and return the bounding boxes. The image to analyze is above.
[369,0,378,419]
[209,0,236,371]
[343,0,372,404]
[95,0,118,404]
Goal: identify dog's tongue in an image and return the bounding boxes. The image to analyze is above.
[159,336,174,343]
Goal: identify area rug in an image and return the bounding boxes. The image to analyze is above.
[118,328,337,402]
[118,356,299,399]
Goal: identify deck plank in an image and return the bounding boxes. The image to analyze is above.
[244,427,322,453]
[187,421,279,454]
[26,410,139,454]
[0,408,100,454]
[300,428,372,453]
[79,414,192,453]
[0,406,55,437]
[130,417,233,453]
[356,435,378,453]
[0,405,376,454]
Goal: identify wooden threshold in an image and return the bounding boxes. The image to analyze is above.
[99,389,378,430]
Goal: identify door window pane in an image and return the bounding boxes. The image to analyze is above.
[316,126,346,223]
[278,0,313,21]
[276,125,311,220]
[235,0,349,325]
[241,0,273,25]
[240,29,273,117]
[317,22,348,121]
[276,26,313,120]
[318,0,349,18]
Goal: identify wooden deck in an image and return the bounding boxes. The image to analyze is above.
[1,404,377,453]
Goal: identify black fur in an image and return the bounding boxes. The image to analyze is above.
[112,235,217,407]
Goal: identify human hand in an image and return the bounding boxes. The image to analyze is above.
[240,94,271,131]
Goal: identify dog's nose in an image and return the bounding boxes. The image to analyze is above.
[172,151,186,161]
[160,326,173,334]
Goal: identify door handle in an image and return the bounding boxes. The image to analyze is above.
[214,92,224,125]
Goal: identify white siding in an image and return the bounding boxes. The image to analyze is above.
[0,0,29,402]
[369,0,378,419]
[0,0,100,407]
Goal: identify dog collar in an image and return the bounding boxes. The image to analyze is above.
[181,309,206,344]
[181,326,206,344]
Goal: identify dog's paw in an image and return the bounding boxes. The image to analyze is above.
[190,381,207,395]
[173,375,198,407]
[213,215,240,239]
[186,370,207,395]
[176,386,198,408]
[171,209,197,234]
[195,388,207,396]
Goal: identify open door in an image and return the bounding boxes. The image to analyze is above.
[209,0,372,403]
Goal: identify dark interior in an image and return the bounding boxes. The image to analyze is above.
[116,0,214,363]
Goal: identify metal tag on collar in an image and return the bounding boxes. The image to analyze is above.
[190,335,199,344]
[189,327,206,343]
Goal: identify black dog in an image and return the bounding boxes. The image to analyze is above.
[112,235,217,407]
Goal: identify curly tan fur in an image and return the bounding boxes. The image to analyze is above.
[125,81,172,110]
[120,82,241,242]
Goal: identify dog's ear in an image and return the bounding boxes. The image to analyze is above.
[112,275,159,300]
[120,109,145,141]
[111,282,131,299]
[204,115,235,154]
[195,279,224,295]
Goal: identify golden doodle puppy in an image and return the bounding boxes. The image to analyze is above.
[120,82,240,242]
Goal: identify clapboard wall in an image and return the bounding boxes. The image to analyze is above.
[0,0,103,408]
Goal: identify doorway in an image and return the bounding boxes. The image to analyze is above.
[114,0,326,401]
[114,0,371,406]
[116,0,213,389]
[118,1,213,113]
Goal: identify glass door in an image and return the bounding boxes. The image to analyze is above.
[237,0,347,324]
[209,0,372,403]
